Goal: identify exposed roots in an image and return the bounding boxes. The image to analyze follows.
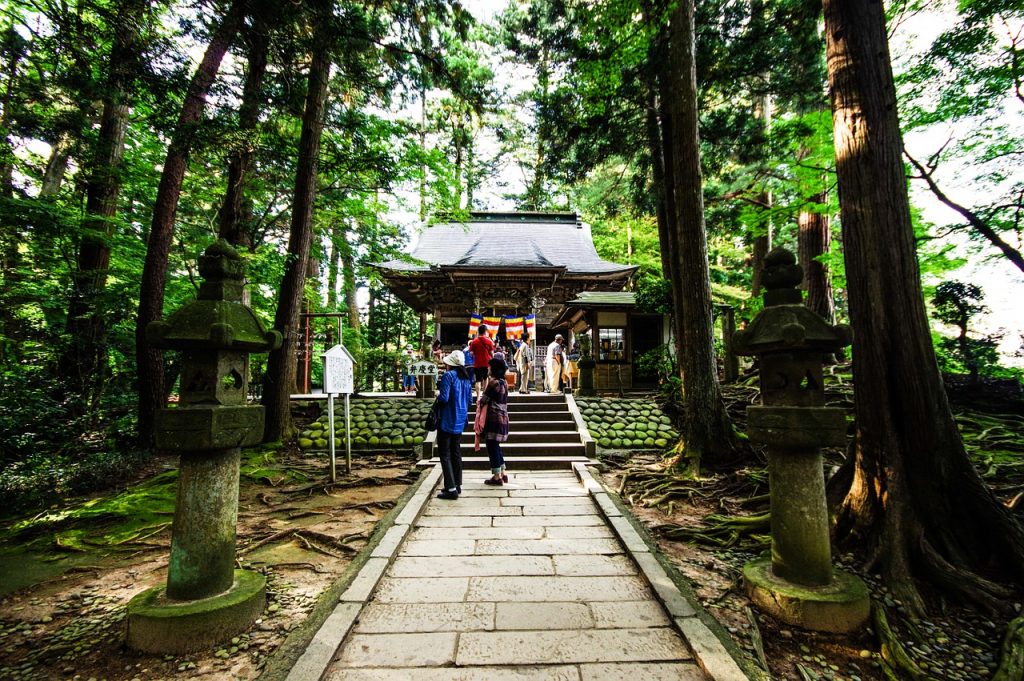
[654,513,770,549]
[873,603,929,681]
[994,615,1024,681]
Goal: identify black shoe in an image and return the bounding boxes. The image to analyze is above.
[483,477,503,486]
[457,486,462,495]
[437,490,459,500]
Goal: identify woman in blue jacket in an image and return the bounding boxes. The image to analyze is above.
[436,350,473,499]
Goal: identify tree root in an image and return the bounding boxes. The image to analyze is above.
[920,539,1015,615]
[873,603,930,681]
[654,513,770,548]
[744,605,769,672]
[994,615,1024,681]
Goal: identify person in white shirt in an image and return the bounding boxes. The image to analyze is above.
[545,334,564,393]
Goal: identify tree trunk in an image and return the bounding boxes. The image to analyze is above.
[824,0,1024,615]
[665,0,743,471]
[217,15,269,250]
[341,236,361,334]
[798,187,835,323]
[327,232,340,309]
[262,31,332,443]
[40,134,72,197]
[135,0,244,446]
[62,0,142,409]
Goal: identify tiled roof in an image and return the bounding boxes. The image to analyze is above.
[566,291,637,306]
[375,213,636,277]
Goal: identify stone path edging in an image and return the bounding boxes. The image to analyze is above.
[264,466,441,681]
[572,463,754,681]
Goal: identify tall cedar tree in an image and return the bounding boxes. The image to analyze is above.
[135,0,245,445]
[217,12,270,249]
[61,0,146,409]
[665,0,743,471]
[262,16,333,442]
[823,0,1024,614]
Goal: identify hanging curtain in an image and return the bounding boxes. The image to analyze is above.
[504,317,524,339]
[469,313,483,336]
[524,314,537,340]
[483,316,501,338]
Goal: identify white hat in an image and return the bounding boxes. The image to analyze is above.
[442,349,465,367]
[555,334,564,340]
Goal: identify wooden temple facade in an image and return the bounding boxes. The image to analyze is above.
[374,211,668,390]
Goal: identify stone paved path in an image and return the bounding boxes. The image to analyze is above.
[321,469,714,680]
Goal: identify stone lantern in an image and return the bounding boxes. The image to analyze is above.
[126,239,282,654]
[733,247,869,633]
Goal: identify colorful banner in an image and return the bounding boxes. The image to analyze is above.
[469,313,483,336]
[504,317,524,339]
[483,316,501,338]
[523,314,536,340]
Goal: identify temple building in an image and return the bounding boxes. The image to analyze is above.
[373,211,669,390]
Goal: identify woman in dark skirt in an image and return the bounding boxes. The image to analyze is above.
[480,355,510,485]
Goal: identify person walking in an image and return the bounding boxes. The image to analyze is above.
[515,333,534,394]
[469,324,495,403]
[546,334,564,393]
[479,354,510,485]
[435,350,472,500]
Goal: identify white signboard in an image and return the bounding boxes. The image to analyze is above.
[323,344,355,395]
[410,360,438,377]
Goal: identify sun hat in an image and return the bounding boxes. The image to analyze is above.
[442,349,465,367]
[554,334,564,340]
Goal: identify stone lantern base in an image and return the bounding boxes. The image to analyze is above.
[126,569,266,654]
[743,558,870,633]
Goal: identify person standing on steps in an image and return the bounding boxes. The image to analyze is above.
[546,334,564,394]
[515,333,534,394]
[469,324,495,403]
[435,350,472,500]
[480,353,510,485]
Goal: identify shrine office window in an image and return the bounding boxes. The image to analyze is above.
[598,327,626,361]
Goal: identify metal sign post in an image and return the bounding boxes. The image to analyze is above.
[322,344,356,480]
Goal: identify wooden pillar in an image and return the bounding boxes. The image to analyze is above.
[418,311,427,355]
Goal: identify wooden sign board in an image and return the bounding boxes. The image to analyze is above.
[410,360,438,377]
[322,344,356,395]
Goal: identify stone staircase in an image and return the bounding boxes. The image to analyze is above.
[420,393,596,469]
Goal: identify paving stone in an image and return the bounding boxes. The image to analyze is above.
[399,539,477,556]
[553,554,636,576]
[393,492,431,526]
[544,525,613,539]
[633,552,696,618]
[675,617,748,681]
[412,526,544,540]
[335,632,457,667]
[501,496,594,506]
[370,524,411,558]
[579,662,706,680]
[456,628,689,665]
[339,557,390,602]
[467,576,652,602]
[390,555,554,578]
[509,488,588,497]
[494,515,602,527]
[354,602,495,633]
[593,492,623,517]
[494,602,594,630]
[424,505,523,516]
[461,481,535,490]
[607,515,649,552]
[455,489,510,497]
[285,603,361,681]
[522,504,598,516]
[591,601,671,628]
[416,516,493,527]
[433,496,503,507]
[326,666,581,680]
[373,577,469,603]
[476,538,620,555]
[533,481,585,489]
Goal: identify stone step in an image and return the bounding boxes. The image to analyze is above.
[488,442,588,456]
[417,455,596,470]
[459,430,582,443]
[468,409,573,422]
[505,393,566,404]
[482,401,570,413]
